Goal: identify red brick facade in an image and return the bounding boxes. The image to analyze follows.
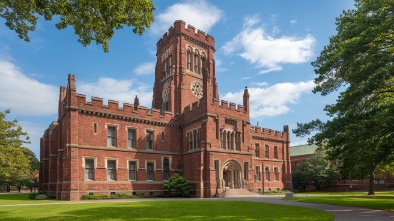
[39,20,292,200]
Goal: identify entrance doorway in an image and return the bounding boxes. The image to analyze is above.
[222,160,242,189]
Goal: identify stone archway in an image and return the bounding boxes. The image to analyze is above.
[222,159,243,189]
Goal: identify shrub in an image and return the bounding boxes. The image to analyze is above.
[80,193,139,200]
[163,174,192,197]
[28,193,38,199]
[35,195,48,200]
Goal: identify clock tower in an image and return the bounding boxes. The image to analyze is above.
[152,20,218,115]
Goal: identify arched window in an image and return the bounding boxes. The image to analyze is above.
[187,49,192,71]
[194,51,199,74]
[168,55,172,75]
[163,61,167,79]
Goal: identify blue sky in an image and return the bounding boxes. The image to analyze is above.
[0,0,355,158]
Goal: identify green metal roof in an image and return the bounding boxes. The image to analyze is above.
[290,144,318,156]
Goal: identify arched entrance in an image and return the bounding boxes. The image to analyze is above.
[222,159,242,189]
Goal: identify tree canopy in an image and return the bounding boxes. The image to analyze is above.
[293,0,394,195]
[0,0,155,52]
[292,151,338,191]
[0,109,38,191]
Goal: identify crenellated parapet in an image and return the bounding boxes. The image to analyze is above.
[249,125,289,142]
[157,20,215,52]
[183,99,203,113]
[212,98,246,113]
[73,93,176,125]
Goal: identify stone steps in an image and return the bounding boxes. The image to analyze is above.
[224,188,261,197]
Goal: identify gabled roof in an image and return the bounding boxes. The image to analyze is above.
[290,144,318,156]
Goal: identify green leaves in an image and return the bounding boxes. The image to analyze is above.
[294,0,394,195]
[0,0,155,52]
[163,174,192,197]
[0,109,37,188]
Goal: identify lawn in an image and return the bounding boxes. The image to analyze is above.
[285,191,394,211]
[0,194,333,220]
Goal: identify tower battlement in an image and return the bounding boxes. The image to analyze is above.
[157,20,215,51]
[249,125,289,139]
[73,93,174,122]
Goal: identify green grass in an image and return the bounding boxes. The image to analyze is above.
[0,194,333,221]
[0,193,57,205]
[285,191,394,211]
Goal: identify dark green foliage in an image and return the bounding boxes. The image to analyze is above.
[28,193,38,199]
[0,0,155,52]
[0,109,38,192]
[163,174,192,197]
[293,0,394,195]
[80,193,138,200]
[292,151,339,191]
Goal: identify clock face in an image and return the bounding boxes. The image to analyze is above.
[191,81,203,98]
[162,81,170,101]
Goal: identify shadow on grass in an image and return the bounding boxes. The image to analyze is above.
[0,201,333,221]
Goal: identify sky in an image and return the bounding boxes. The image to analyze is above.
[0,0,356,159]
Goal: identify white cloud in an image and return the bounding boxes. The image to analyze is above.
[221,15,315,74]
[77,77,153,108]
[134,62,155,75]
[290,19,297,24]
[251,82,269,87]
[221,80,315,118]
[0,60,58,116]
[151,0,223,35]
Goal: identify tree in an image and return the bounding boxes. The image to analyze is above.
[293,0,394,195]
[0,109,33,192]
[0,0,155,52]
[292,151,338,191]
[163,174,192,197]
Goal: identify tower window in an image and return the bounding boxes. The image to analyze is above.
[187,50,191,71]
[194,53,199,73]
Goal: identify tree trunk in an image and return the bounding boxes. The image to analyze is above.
[368,168,375,195]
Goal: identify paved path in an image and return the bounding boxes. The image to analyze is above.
[222,189,394,221]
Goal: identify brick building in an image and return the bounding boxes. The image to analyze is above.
[39,20,292,200]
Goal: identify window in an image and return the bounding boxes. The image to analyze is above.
[168,55,172,74]
[128,129,136,148]
[188,132,193,150]
[235,133,240,150]
[187,50,191,71]
[264,145,269,158]
[161,132,165,141]
[93,123,97,134]
[295,161,300,167]
[194,130,200,149]
[255,166,260,181]
[255,143,260,158]
[274,167,279,181]
[274,146,278,159]
[107,126,116,146]
[129,161,136,180]
[227,132,231,149]
[220,130,224,149]
[146,131,154,149]
[107,160,116,180]
[244,162,248,181]
[163,61,167,78]
[163,158,169,180]
[201,57,206,74]
[85,159,94,180]
[215,160,220,182]
[147,163,154,180]
[265,166,270,181]
[194,53,199,73]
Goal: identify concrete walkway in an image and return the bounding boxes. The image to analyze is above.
[222,189,394,221]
